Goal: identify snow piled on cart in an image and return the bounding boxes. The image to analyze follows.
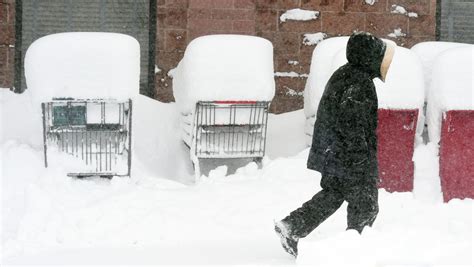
[172,35,275,113]
[25,32,140,104]
[412,41,472,99]
[426,46,474,144]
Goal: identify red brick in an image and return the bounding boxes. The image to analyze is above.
[212,9,255,20]
[234,0,255,9]
[164,8,188,29]
[156,29,165,51]
[166,0,189,8]
[301,0,344,12]
[233,20,256,32]
[189,0,233,8]
[164,29,188,52]
[158,0,166,6]
[322,12,366,35]
[8,1,15,24]
[278,11,321,32]
[0,46,8,87]
[343,0,387,12]
[157,8,166,28]
[409,15,435,37]
[397,35,434,48]
[155,76,175,103]
[276,54,310,73]
[188,29,231,40]
[429,0,437,17]
[389,0,430,15]
[366,13,408,38]
[156,51,184,70]
[270,94,304,113]
[256,9,277,32]
[188,8,213,19]
[0,24,14,45]
[278,0,300,9]
[0,46,7,71]
[272,32,300,55]
[188,18,233,31]
[0,3,6,24]
[5,46,14,87]
[256,0,277,9]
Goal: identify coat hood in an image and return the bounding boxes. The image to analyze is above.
[346,32,387,79]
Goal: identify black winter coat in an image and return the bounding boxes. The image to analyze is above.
[307,32,387,179]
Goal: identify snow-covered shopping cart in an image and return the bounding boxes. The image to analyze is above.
[25,32,140,177]
[173,35,275,175]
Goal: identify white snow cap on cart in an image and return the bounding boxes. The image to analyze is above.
[303,36,349,118]
[173,35,275,112]
[427,46,474,144]
[25,32,140,104]
[411,41,471,100]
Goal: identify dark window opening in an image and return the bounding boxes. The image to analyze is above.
[14,0,157,98]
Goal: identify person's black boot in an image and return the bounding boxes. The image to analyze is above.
[274,220,299,258]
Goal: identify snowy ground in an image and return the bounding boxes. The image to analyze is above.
[1,91,473,266]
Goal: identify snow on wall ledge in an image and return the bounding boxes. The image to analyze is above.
[25,32,141,104]
[279,8,320,22]
[427,46,474,144]
[173,35,275,113]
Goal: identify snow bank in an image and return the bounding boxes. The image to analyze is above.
[1,85,472,265]
[132,95,193,182]
[411,41,472,100]
[297,190,472,266]
[25,32,140,104]
[0,90,43,147]
[2,141,472,265]
[173,35,275,113]
[426,46,474,144]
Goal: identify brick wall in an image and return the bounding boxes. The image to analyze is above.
[1,0,437,113]
[0,0,15,89]
[156,0,437,113]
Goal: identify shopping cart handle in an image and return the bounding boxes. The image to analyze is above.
[213,100,258,104]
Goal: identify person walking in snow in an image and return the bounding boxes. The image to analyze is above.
[274,32,395,257]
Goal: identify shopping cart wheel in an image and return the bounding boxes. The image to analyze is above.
[253,157,263,165]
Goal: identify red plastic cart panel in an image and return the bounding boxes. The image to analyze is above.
[377,109,419,192]
[440,110,474,202]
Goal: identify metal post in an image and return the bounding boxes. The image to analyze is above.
[127,99,133,177]
[41,103,48,168]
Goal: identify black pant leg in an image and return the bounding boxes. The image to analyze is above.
[283,174,345,238]
[345,179,379,233]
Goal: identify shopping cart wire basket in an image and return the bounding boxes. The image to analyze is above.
[41,98,132,177]
[192,101,270,161]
